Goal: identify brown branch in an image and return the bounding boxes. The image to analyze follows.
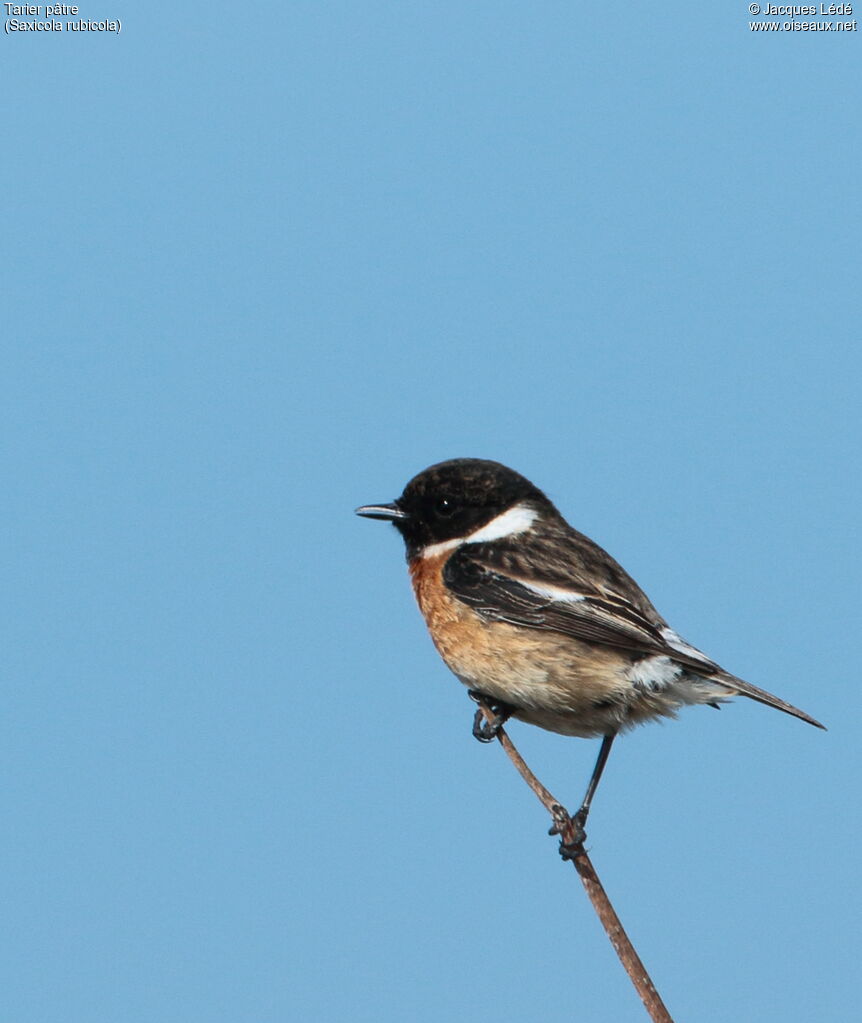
[477,700,674,1023]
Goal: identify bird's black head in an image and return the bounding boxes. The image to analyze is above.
[356,458,553,557]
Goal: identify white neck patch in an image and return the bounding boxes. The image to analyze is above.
[420,502,539,559]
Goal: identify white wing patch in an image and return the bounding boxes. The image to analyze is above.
[514,580,587,603]
[660,627,714,665]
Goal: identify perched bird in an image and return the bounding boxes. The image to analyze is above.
[356,458,824,844]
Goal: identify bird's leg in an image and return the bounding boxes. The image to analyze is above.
[468,690,514,743]
[555,733,616,858]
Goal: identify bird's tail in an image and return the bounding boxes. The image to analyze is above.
[714,672,825,729]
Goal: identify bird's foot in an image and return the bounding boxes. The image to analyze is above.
[468,691,513,743]
[549,805,587,860]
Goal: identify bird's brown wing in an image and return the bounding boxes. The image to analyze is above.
[444,546,825,729]
[443,545,681,658]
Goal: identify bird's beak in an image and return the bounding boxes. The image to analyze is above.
[355,503,409,521]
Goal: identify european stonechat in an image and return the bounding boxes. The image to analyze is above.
[356,459,824,841]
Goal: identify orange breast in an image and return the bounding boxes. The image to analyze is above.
[407,551,636,733]
[408,551,559,696]
[408,551,480,671]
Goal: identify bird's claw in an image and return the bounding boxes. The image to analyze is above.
[468,691,513,743]
[471,707,506,742]
[549,805,587,859]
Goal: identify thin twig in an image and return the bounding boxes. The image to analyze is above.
[477,699,674,1023]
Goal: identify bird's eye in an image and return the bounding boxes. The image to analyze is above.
[434,496,455,518]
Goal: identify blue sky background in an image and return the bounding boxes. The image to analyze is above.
[2,3,859,1021]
